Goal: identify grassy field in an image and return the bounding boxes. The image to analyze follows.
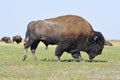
[0,41,120,80]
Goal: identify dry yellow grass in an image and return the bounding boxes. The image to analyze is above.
[109,40,120,46]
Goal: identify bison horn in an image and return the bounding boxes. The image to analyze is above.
[94,36,98,41]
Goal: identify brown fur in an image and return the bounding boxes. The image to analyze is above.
[45,15,94,41]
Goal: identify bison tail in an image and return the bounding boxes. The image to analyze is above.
[24,31,28,42]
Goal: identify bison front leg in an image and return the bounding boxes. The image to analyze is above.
[55,43,70,62]
[55,45,64,62]
[71,52,83,62]
[55,43,69,62]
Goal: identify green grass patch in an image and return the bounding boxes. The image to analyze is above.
[0,43,120,80]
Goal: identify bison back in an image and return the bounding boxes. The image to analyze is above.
[45,15,94,40]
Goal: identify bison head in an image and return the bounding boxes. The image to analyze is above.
[85,32,105,61]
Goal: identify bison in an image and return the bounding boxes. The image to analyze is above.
[2,36,12,43]
[13,35,22,44]
[104,41,113,46]
[23,15,105,62]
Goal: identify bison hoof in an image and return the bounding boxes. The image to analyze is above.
[75,58,84,62]
[89,59,93,62]
[23,55,27,61]
[57,60,61,62]
[81,60,85,62]
[34,57,37,60]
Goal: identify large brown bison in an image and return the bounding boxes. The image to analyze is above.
[13,35,22,44]
[23,15,105,62]
[2,36,12,43]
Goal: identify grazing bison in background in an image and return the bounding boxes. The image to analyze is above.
[104,41,113,46]
[23,15,105,62]
[2,36,12,43]
[13,35,22,44]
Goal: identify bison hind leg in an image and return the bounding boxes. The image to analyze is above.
[23,48,28,61]
[23,40,34,61]
[31,49,37,60]
[30,40,40,60]
[23,55,27,61]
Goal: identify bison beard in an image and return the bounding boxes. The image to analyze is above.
[23,15,105,62]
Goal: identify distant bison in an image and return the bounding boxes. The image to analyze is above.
[13,35,22,44]
[104,41,113,46]
[23,15,105,62]
[2,36,12,43]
